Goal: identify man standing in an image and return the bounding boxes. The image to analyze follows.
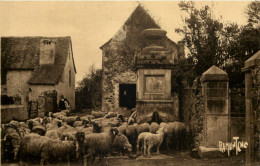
[59,95,70,111]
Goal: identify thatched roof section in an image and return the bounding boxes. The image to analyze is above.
[27,65,64,85]
[100,5,175,50]
[1,36,76,85]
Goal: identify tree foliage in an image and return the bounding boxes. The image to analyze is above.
[75,65,102,111]
[175,1,260,88]
[246,1,260,27]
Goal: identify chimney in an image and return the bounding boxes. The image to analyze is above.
[40,39,56,65]
[177,41,185,60]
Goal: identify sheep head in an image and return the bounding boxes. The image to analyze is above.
[4,132,21,161]
[75,132,85,159]
[110,128,119,137]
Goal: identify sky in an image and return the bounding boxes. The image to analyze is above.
[0,1,251,86]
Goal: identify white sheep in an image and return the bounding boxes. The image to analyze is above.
[136,132,150,154]
[143,127,164,156]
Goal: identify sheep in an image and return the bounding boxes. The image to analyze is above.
[31,125,46,136]
[45,119,62,131]
[75,126,93,134]
[117,122,127,135]
[172,121,186,150]
[61,109,71,116]
[73,120,83,127]
[19,122,29,129]
[40,138,76,165]
[163,121,186,150]
[52,112,67,120]
[136,132,150,154]
[91,110,105,118]
[112,133,132,156]
[64,116,80,126]
[9,120,20,129]
[143,127,164,156]
[149,122,160,134]
[19,133,76,166]
[80,115,95,121]
[126,125,138,153]
[104,111,118,118]
[45,129,59,139]
[2,128,21,161]
[77,128,119,165]
[137,123,150,135]
[19,133,49,165]
[159,122,167,129]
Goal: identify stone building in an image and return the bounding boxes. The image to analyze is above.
[100,5,184,117]
[1,37,76,121]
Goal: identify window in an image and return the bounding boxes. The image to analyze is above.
[119,84,136,109]
[69,70,71,87]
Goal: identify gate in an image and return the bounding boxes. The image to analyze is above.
[28,101,38,119]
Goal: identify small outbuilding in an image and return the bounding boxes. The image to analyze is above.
[1,36,76,121]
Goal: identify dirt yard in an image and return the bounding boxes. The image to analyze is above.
[2,150,247,166]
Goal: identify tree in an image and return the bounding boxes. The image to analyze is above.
[175,1,260,87]
[246,1,260,28]
[75,65,102,111]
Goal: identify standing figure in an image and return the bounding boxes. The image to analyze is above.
[59,95,70,111]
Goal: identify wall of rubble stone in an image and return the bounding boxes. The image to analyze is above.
[181,78,204,149]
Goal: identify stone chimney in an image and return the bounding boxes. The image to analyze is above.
[177,41,185,60]
[40,39,56,65]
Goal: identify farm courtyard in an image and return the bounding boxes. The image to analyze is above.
[2,151,246,166]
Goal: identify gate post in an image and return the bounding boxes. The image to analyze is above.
[199,65,229,157]
[242,50,260,165]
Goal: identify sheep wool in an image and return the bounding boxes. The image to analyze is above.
[81,128,118,164]
[45,129,59,140]
[19,133,50,162]
[126,125,138,153]
[136,132,150,154]
[112,133,132,155]
[149,122,160,134]
[143,127,164,156]
[117,123,127,135]
[137,123,150,135]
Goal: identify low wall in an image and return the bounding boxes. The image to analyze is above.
[136,100,176,123]
[1,105,27,123]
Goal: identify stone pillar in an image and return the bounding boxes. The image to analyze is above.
[242,50,260,165]
[199,65,229,158]
[135,28,176,123]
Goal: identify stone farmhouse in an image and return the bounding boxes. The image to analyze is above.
[1,36,76,121]
[100,5,185,119]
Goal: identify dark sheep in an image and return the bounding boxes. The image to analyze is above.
[77,128,119,165]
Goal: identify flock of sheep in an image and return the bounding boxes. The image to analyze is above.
[1,110,188,166]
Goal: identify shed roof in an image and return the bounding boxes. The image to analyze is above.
[1,36,76,85]
[201,65,228,82]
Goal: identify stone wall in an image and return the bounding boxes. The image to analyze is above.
[1,105,26,123]
[6,70,33,107]
[181,79,204,149]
